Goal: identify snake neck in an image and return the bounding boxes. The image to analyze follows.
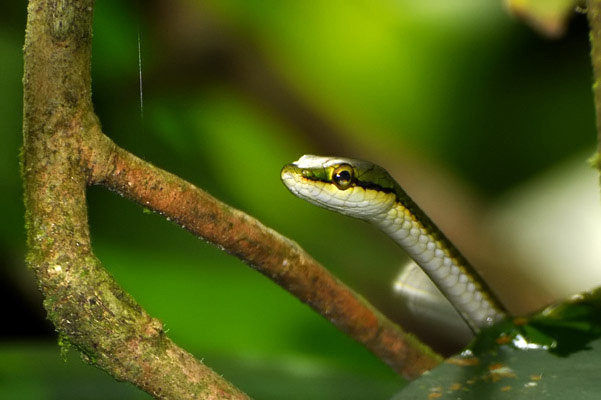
[373,197,506,332]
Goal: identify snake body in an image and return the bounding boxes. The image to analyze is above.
[281,155,506,332]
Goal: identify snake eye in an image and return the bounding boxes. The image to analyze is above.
[332,164,354,190]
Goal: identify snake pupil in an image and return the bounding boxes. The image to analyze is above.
[333,164,353,190]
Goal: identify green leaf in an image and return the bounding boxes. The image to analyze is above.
[395,287,601,399]
[394,341,601,399]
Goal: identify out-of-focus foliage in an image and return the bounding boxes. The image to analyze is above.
[506,0,581,37]
[2,0,597,398]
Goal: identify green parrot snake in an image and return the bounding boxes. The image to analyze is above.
[280,155,507,333]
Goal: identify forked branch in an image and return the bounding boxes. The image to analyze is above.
[22,1,440,399]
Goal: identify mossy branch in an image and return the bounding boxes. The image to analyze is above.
[81,124,441,379]
[22,1,248,398]
[22,1,440,398]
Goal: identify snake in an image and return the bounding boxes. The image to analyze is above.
[280,155,507,333]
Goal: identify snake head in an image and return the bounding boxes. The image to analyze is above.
[281,155,397,219]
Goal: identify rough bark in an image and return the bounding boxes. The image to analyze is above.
[22,1,249,398]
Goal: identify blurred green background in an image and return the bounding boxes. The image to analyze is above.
[1,0,597,399]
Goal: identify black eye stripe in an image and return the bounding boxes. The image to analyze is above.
[354,180,395,194]
[301,172,396,195]
[297,164,397,196]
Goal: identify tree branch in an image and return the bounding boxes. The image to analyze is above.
[23,3,441,400]
[589,0,601,155]
[81,123,441,379]
[22,1,248,398]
